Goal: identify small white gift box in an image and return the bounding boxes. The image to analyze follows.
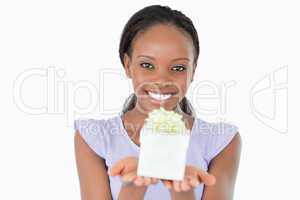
[137,127,191,181]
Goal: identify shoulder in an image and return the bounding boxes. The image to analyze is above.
[74,115,120,135]
[193,117,240,164]
[73,115,121,158]
[194,118,241,199]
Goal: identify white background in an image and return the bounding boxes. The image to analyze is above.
[0,0,299,199]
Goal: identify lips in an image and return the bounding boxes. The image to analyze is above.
[146,90,177,94]
[147,91,173,101]
[144,90,178,102]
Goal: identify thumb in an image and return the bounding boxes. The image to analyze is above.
[108,160,125,176]
[161,180,172,189]
[198,171,216,186]
[108,156,138,176]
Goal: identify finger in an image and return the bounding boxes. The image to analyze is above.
[151,177,159,184]
[187,165,216,186]
[108,161,125,176]
[134,176,145,186]
[121,171,137,183]
[173,181,181,192]
[162,180,172,189]
[108,157,137,176]
[188,176,200,187]
[143,177,152,186]
[181,179,191,191]
[197,171,216,186]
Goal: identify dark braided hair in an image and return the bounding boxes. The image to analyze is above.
[119,5,199,117]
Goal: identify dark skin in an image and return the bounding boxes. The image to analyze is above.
[74,23,242,200]
[121,23,197,149]
[118,23,213,197]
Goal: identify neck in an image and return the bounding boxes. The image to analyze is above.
[122,103,185,130]
[121,105,148,138]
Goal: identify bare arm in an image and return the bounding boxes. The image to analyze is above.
[201,132,242,200]
[118,183,148,200]
[170,190,195,200]
[74,130,113,200]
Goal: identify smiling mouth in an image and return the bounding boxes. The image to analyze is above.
[145,91,177,101]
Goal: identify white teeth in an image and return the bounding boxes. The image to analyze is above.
[148,91,172,101]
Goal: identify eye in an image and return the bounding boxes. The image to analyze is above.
[140,62,154,70]
[171,65,186,72]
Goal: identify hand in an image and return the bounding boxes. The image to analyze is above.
[161,165,216,192]
[108,156,159,187]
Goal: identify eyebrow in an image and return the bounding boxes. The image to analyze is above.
[137,55,190,61]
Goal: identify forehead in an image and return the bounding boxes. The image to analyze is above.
[131,24,194,60]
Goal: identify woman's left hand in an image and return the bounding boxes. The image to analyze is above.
[161,165,216,192]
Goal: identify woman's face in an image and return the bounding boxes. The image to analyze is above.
[123,24,196,115]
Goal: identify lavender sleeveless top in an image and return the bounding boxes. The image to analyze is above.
[74,114,238,200]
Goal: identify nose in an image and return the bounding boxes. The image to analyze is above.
[150,79,177,93]
[152,68,173,85]
[152,82,173,88]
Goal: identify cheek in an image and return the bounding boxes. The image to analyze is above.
[132,78,148,95]
[178,85,188,97]
[130,71,143,87]
[131,73,154,93]
[174,77,190,93]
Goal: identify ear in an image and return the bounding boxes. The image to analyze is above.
[123,53,132,79]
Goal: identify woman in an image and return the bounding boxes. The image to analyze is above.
[74,5,242,200]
